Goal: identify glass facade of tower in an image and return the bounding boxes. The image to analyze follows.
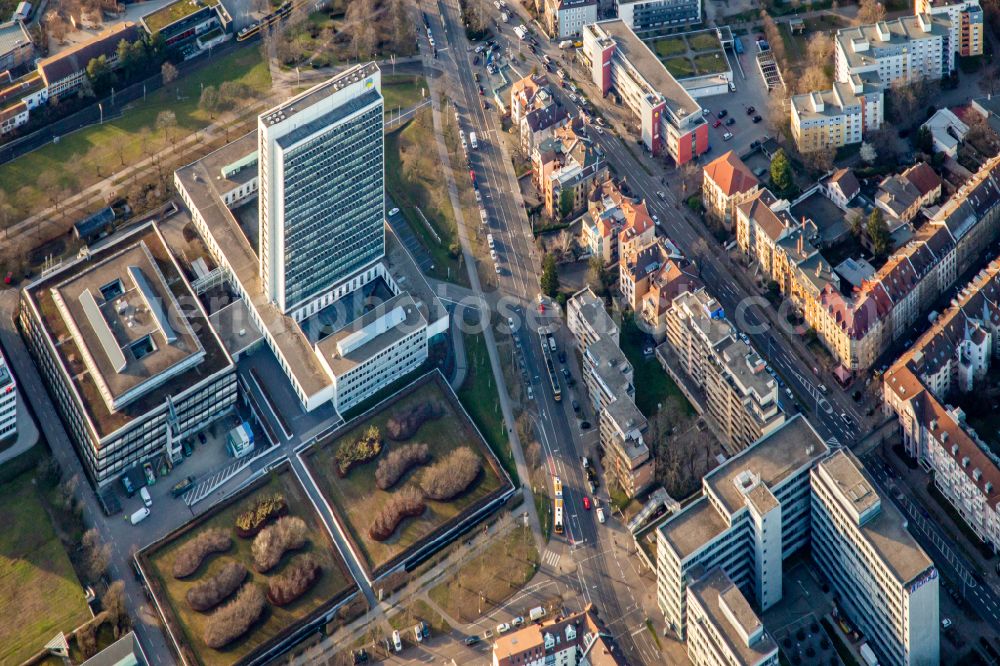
[279,92,384,310]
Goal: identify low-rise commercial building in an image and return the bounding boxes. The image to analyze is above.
[702,151,759,227]
[18,222,237,486]
[0,19,32,73]
[38,22,141,98]
[686,568,779,666]
[581,20,707,165]
[545,0,597,40]
[141,0,232,56]
[790,76,883,152]
[568,287,655,498]
[492,604,624,666]
[921,107,969,157]
[811,449,940,666]
[615,0,702,30]
[834,15,950,87]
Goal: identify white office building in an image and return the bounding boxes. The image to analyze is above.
[656,416,829,637]
[811,449,940,666]
[0,345,16,440]
[258,65,386,319]
[686,568,779,666]
[176,64,448,416]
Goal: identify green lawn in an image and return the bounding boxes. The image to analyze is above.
[382,75,428,114]
[663,57,695,78]
[693,53,729,74]
[303,374,509,576]
[0,473,91,666]
[144,471,356,666]
[688,32,720,52]
[0,47,271,219]
[620,315,692,419]
[428,525,538,622]
[389,598,452,634]
[459,332,517,482]
[384,111,468,286]
[654,37,687,58]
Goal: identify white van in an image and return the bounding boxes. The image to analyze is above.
[130,507,151,525]
[392,630,403,652]
[140,487,152,508]
[529,606,546,622]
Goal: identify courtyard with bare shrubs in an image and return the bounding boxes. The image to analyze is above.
[251,517,309,573]
[138,465,358,666]
[172,528,232,579]
[186,561,248,612]
[301,372,512,577]
[375,442,431,490]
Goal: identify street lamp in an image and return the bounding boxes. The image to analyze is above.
[98,103,103,125]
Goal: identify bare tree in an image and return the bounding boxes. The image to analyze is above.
[798,65,829,93]
[161,61,178,85]
[980,63,1000,96]
[102,581,130,638]
[801,149,835,174]
[857,0,886,24]
[82,528,112,581]
[155,110,177,146]
[805,32,834,64]
[110,131,128,166]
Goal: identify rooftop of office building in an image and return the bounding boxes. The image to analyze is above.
[23,223,231,438]
[688,568,778,665]
[816,449,935,585]
[586,20,701,120]
[260,62,380,127]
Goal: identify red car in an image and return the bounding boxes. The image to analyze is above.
[582,496,591,510]
[712,119,722,128]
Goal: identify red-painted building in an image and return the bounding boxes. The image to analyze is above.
[582,19,707,165]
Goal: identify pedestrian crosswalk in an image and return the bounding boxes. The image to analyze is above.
[542,549,561,569]
[184,458,253,506]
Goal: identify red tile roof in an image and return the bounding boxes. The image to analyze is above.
[904,162,943,197]
[704,151,759,197]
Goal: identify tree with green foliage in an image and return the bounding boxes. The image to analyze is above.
[867,208,890,258]
[541,253,559,298]
[559,188,574,219]
[85,55,112,97]
[770,149,794,196]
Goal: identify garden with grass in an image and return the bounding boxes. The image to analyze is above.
[428,523,539,622]
[382,75,428,115]
[385,109,468,286]
[139,465,358,666]
[693,53,730,74]
[663,57,696,78]
[654,37,687,57]
[302,372,512,578]
[0,47,271,220]
[0,472,91,666]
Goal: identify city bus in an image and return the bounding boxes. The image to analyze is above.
[539,330,561,401]
[553,475,564,535]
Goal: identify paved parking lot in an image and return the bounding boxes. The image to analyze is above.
[697,49,776,159]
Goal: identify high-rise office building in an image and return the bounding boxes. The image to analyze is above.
[258,67,385,318]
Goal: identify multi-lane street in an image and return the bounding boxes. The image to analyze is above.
[422,1,663,662]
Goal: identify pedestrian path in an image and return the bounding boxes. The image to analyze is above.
[541,549,561,569]
[184,457,254,506]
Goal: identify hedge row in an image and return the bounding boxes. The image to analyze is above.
[172,528,232,579]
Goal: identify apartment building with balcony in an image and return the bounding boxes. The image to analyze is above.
[686,568,779,666]
[568,287,655,498]
[659,288,785,454]
[581,180,656,265]
[734,155,1000,373]
[533,120,609,220]
[544,0,597,39]
[790,76,883,153]
[582,20,708,165]
[811,449,940,666]
[884,257,1000,553]
[916,0,983,56]
[702,151,759,228]
[834,15,950,86]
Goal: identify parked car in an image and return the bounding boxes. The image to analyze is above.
[712,119,722,128]
[723,132,733,141]
[464,635,481,646]
[121,474,136,497]
[746,106,755,114]
[129,507,151,525]
[597,507,606,523]
[580,420,591,430]
[497,622,511,634]
[171,476,196,498]
[392,630,402,652]
[752,115,762,123]
[388,207,400,216]
[717,109,727,118]
[140,487,152,508]
[512,616,525,628]
[725,117,735,126]
[582,496,591,510]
